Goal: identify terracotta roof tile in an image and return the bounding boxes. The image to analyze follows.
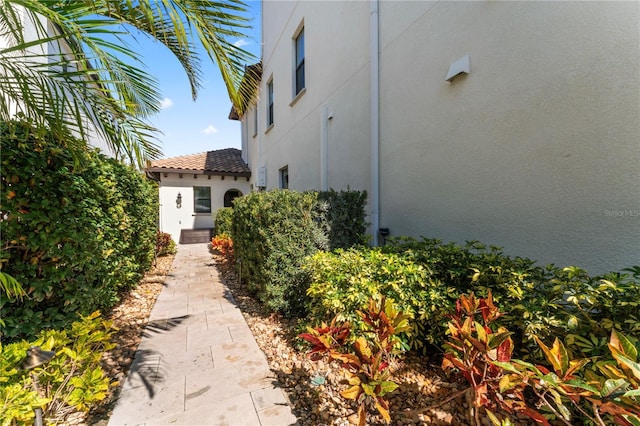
[148,148,250,175]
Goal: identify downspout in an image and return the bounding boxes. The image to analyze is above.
[321,104,329,191]
[370,0,380,246]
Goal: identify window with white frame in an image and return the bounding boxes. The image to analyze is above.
[267,79,274,127]
[193,186,211,213]
[294,27,305,96]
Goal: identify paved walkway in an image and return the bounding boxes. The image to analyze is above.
[108,243,297,426]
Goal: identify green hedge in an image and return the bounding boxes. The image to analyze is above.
[229,189,368,317]
[305,237,640,357]
[318,188,368,249]
[231,190,328,316]
[213,207,234,237]
[0,120,157,341]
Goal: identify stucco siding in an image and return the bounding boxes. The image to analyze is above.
[379,1,640,272]
[158,174,250,243]
[249,0,640,273]
[258,0,371,191]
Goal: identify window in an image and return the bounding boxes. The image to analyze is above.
[294,28,305,95]
[279,166,289,189]
[252,107,258,137]
[267,79,274,127]
[193,186,211,213]
[224,189,242,208]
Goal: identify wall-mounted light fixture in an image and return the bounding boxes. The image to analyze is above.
[446,55,470,82]
[176,192,182,209]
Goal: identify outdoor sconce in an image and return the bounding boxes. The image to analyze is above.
[21,346,56,426]
[176,192,182,209]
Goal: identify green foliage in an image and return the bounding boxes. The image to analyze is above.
[305,237,640,359]
[0,311,115,425]
[0,119,157,341]
[156,231,177,257]
[213,207,234,237]
[317,189,368,250]
[305,248,455,351]
[299,297,410,425]
[231,190,328,317]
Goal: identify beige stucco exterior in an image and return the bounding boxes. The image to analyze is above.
[242,1,640,273]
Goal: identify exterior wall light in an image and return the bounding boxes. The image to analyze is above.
[176,192,182,209]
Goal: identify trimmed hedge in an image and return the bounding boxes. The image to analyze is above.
[0,120,157,341]
[305,237,640,357]
[213,207,233,236]
[229,188,367,317]
[231,190,328,316]
[318,188,368,250]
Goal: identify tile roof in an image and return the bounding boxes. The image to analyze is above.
[148,148,250,176]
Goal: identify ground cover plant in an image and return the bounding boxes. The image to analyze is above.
[0,312,115,425]
[1,119,157,342]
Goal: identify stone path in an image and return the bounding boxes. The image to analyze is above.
[108,243,297,426]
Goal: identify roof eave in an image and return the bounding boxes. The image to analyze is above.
[147,167,251,178]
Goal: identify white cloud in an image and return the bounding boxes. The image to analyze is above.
[234,39,250,48]
[202,124,219,135]
[159,97,173,109]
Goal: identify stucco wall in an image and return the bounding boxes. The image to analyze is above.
[378,1,640,272]
[252,0,639,273]
[158,173,250,243]
[256,0,371,192]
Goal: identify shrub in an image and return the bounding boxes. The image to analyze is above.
[305,237,640,357]
[318,189,368,249]
[0,119,157,341]
[231,190,329,317]
[299,297,410,425]
[443,294,640,426]
[305,248,455,351]
[213,207,234,237]
[156,231,177,257]
[0,311,115,424]
[211,233,234,262]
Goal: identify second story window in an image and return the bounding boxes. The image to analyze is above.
[294,28,305,95]
[267,79,274,127]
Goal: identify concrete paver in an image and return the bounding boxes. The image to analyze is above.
[108,243,297,426]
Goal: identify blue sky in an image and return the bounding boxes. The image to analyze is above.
[138,1,261,159]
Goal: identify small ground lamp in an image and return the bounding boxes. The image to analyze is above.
[21,346,56,426]
[176,192,182,209]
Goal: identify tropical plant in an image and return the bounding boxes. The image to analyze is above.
[441,292,540,425]
[299,297,411,426]
[211,233,234,262]
[0,0,258,166]
[156,231,177,257]
[0,311,115,424]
